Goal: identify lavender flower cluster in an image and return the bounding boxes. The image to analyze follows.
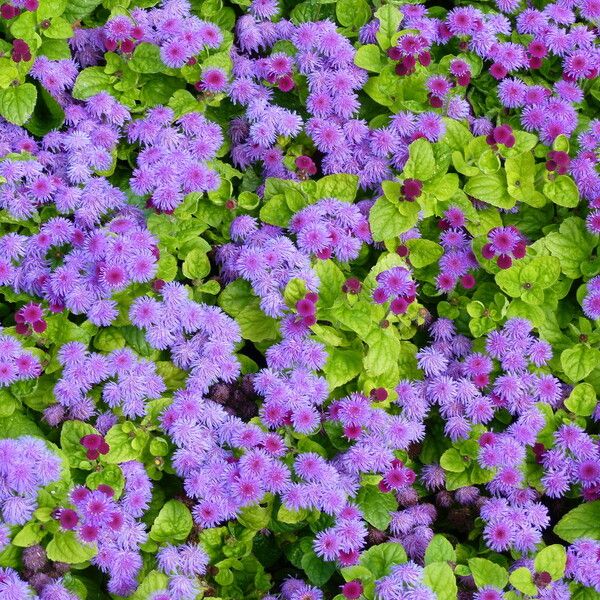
[0,436,60,538]
[0,326,41,387]
[58,461,151,596]
[217,216,319,317]
[129,107,223,212]
[48,342,166,424]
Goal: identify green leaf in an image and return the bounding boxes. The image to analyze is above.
[149,500,193,543]
[370,197,419,242]
[12,522,44,547]
[564,383,596,416]
[0,83,37,126]
[335,0,371,29]
[129,42,165,74]
[468,558,509,590]
[131,571,169,600]
[44,16,73,39]
[103,424,144,464]
[545,217,596,279]
[405,239,443,268]
[440,448,466,473]
[314,259,345,309]
[237,504,271,530]
[62,0,101,19]
[356,485,398,530]
[182,248,210,279]
[46,531,97,564]
[423,562,458,600]
[554,501,600,543]
[544,175,579,208]
[277,505,308,524]
[72,67,114,100]
[360,542,407,579]
[424,535,456,566]
[534,545,566,581]
[364,327,400,377]
[561,344,600,382]
[315,174,358,202]
[403,139,436,181]
[354,44,383,72]
[375,5,402,49]
[301,549,336,586]
[509,567,537,596]
[323,348,363,389]
[464,171,514,209]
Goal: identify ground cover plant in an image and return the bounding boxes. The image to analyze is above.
[0,0,599,598]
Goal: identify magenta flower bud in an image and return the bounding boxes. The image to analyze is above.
[497,254,512,269]
[341,581,363,600]
[481,243,496,260]
[59,509,78,530]
[296,298,315,317]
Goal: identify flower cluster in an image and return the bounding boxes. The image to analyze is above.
[217,216,319,317]
[375,561,436,600]
[436,206,478,292]
[253,322,328,434]
[289,199,372,262]
[0,91,128,220]
[482,225,527,269]
[0,327,42,387]
[0,437,61,530]
[130,282,241,392]
[49,342,166,423]
[372,266,417,315]
[566,539,600,593]
[104,0,223,67]
[582,275,600,320]
[155,543,210,599]
[128,106,223,212]
[540,424,600,500]
[58,461,151,596]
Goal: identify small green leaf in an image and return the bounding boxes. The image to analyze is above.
[72,67,114,100]
[554,501,600,543]
[46,531,97,564]
[356,485,398,530]
[564,383,597,416]
[182,248,211,279]
[440,448,466,473]
[405,239,444,268]
[360,542,407,579]
[336,0,371,29]
[403,138,436,181]
[424,535,456,565]
[323,347,363,389]
[370,197,419,242]
[374,4,402,49]
[149,500,193,543]
[468,558,509,590]
[423,561,458,600]
[0,83,37,126]
[129,42,165,73]
[354,44,383,72]
[464,171,514,210]
[509,567,537,596]
[561,344,600,382]
[534,545,566,581]
[544,175,579,208]
[315,174,359,202]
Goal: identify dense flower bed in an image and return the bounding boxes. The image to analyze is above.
[0,0,599,598]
